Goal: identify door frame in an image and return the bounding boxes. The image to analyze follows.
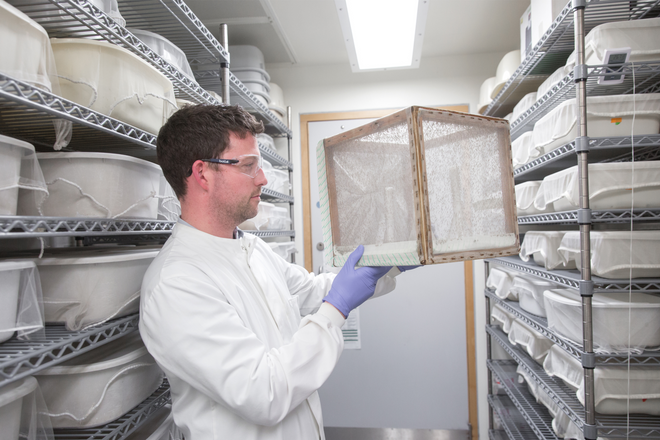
[300,106,479,439]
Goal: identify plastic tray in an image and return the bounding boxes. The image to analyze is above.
[508,318,554,364]
[515,180,546,216]
[510,272,556,317]
[519,231,576,270]
[486,265,519,300]
[0,376,39,440]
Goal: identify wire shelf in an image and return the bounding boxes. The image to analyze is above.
[243,230,295,238]
[261,144,293,171]
[488,361,559,440]
[0,216,175,238]
[0,74,158,156]
[487,328,660,438]
[517,208,660,225]
[485,289,660,366]
[261,187,294,203]
[514,135,660,181]
[484,0,660,118]
[489,256,660,293]
[510,61,660,140]
[0,314,138,387]
[53,379,171,440]
[489,393,553,440]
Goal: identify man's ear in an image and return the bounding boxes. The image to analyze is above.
[189,160,211,192]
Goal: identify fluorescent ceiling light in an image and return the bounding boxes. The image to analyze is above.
[336,0,428,72]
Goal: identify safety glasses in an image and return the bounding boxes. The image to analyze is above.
[200,154,263,178]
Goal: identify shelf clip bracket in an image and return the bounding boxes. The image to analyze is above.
[575,136,590,153]
[583,423,598,440]
[574,64,589,82]
[579,279,594,297]
[581,351,596,369]
[577,208,592,225]
[573,0,587,9]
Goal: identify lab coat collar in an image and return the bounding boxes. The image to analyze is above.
[174,221,257,257]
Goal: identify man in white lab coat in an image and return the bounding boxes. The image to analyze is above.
[139,104,401,440]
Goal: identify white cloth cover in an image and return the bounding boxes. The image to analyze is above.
[0,135,48,216]
[478,77,497,114]
[0,261,44,343]
[139,223,397,440]
[507,319,554,364]
[543,288,660,353]
[511,131,535,168]
[239,201,275,231]
[128,28,195,82]
[566,17,660,68]
[515,180,547,216]
[491,50,521,99]
[510,273,555,317]
[558,230,660,279]
[543,344,660,415]
[0,376,54,440]
[536,66,570,101]
[532,94,660,157]
[491,303,516,334]
[486,266,519,300]
[511,92,537,122]
[534,161,660,212]
[520,231,576,270]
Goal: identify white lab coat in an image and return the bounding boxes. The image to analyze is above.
[139,223,396,440]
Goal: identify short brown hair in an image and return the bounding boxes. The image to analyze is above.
[157,104,264,199]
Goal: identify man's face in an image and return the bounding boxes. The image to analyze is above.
[209,132,267,227]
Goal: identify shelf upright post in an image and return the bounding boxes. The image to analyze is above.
[484,261,494,431]
[286,105,295,262]
[220,23,230,105]
[573,1,597,439]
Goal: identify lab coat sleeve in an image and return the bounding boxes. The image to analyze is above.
[140,271,344,427]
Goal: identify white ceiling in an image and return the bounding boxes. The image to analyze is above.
[185,0,531,68]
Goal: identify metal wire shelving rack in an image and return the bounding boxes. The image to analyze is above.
[487,327,660,438]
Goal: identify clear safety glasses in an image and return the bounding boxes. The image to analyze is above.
[201,154,263,178]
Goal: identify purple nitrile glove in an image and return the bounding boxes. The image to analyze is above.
[323,245,392,318]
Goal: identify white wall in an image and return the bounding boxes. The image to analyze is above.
[267,51,505,437]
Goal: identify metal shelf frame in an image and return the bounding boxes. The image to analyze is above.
[0,314,138,387]
[53,379,171,440]
[510,61,660,140]
[488,256,660,293]
[489,391,556,440]
[484,0,660,118]
[0,216,175,238]
[485,288,660,366]
[514,134,660,181]
[517,208,660,225]
[487,327,660,438]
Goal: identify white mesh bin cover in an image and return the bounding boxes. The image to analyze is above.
[520,231,576,270]
[478,77,497,114]
[0,376,54,440]
[36,332,164,428]
[263,160,290,195]
[515,180,547,216]
[266,206,292,230]
[486,265,519,300]
[36,249,159,331]
[566,17,660,68]
[544,344,660,415]
[50,38,176,136]
[536,66,570,101]
[534,161,660,212]
[0,261,44,343]
[510,273,555,317]
[558,230,660,279]
[532,94,660,157]
[268,242,296,260]
[239,201,274,231]
[127,28,195,82]
[511,92,537,123]
[516,364,541,407]
[0,135,48,216]
[19,152,164,219]
[491,303,516,334]
[511,131,535,168]
[508,318,554,364]
[157,175,180,221]
[543,288,660,353]
[257,133,276,151]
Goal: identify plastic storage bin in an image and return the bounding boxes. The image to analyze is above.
[319,106,519,266]
[544,344,660,415]
[0,1,58,92]
[267,206,291,230]
[229,45,266,70]
[486,265,519,300]
[507,318,554,364]
[491,303,516,334]
[511,92,537,123]
[268,242,296,260]
[491,50,521,99]
[511,131,535,169]
[257,133,276,151]
[0,376,39,440]
[515,181,547,216]
[36,332,163,428]
[478,77,497,115]
[50,38,176,135]
[534,161,660,213]
[239,201,275,231]
[268,82,286,116]
[36,249,159,331]
[0,135,37,216]
[558,230,660,279]
[531,94,660,156]
[510,273,555,317]
[19,152,164,219]
[544,288,660,353]
[128,28,195,82]
[0,260,40,343]
[536,65,570,100]
[519,231,576,270]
